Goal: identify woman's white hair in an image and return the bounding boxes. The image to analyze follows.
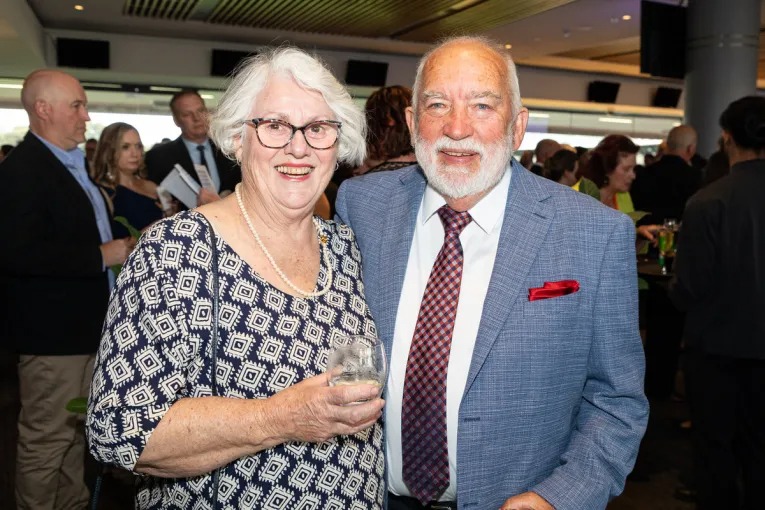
[411,35,522,122]
[209,46,366,167]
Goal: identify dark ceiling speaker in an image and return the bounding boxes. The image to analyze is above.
[345,60,388,87]
[211,49,256,77]
[587,81,620,103]
[652,86,682,108]
[56,38,110,69]
[640,0,686,79]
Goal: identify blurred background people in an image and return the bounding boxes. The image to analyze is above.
[84,137,97,170]
[0,143,14,162]
[529,138,560,175]
[354,85,416,175]
[631,125,701,223]
[92,122,169,237]
[543,148,601,200]
[1,69,134,510]
[670,95,765,510]
[88,47,385,509]
[145,89,241,205]
[583,134,640,215]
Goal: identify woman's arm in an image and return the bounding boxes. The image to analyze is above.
[135,374,383,478]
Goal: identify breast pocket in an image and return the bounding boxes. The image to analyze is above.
[522,291,582,318]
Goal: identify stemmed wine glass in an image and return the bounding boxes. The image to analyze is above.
[327,335,387,399]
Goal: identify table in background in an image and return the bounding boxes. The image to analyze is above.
[637,258,685,399]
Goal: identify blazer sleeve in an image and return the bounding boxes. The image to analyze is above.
[669,194,719,311]
[532,214,649,509]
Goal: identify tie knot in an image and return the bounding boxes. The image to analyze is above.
[437,205,472,236]
[197,145,205,153]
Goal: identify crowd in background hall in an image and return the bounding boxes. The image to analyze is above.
[3,35,764,510]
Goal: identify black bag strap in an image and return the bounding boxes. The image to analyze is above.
[199,213,221,509]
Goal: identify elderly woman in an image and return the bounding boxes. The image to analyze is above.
[87,47,385,509]
[92,122,167,237]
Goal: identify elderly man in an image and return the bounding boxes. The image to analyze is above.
[145,89,241,204]
[336,36,648,510]
[0,69,134,509]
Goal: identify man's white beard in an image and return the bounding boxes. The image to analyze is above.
[414,131,514,199]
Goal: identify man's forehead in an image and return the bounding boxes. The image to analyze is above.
[419,44,508,95]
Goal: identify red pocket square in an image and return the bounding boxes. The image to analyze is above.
[528,280,580,301]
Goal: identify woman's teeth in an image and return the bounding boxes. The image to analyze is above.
[275,165,313,176]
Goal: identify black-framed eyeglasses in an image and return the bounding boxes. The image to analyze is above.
[244,118,342,150]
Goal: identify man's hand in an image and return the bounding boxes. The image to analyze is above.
[100,237,136,267]
[500,491,555,510]
[197,188,221,206]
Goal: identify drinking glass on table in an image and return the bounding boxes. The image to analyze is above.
[328,335,387,400]
[658,218,678,274]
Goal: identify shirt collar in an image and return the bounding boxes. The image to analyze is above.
[32,132,85,171]
[420,162,512,234]
[182,137,210,152]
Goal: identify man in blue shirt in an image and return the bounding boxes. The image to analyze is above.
[0,69,134,509]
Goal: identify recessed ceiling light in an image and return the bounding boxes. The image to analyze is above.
[504,43,512,50]
[74,5,84,11]
[622,14,632,21]
[610,17,619,23]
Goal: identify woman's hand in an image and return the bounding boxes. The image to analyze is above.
[637,224,661,245]
[271,372,384,444]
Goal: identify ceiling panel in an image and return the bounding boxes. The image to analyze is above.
[120,0,576,42]
[398,0,575,42]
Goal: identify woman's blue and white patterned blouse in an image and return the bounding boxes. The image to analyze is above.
[87,211,384,510]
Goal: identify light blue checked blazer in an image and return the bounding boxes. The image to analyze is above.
[335,161,649,510]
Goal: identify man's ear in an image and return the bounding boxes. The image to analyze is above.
[512,107,529,151]
[34,100,50,121]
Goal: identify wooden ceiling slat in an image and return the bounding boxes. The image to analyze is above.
[217,0,251,25]
[125,0,573,42]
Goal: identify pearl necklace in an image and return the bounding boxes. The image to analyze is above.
[235,184,333,298]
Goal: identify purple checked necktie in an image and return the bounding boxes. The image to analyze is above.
[402,205,472,504]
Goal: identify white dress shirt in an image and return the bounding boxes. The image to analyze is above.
[386,167,511,501]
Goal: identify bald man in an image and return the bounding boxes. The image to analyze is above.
[632,124,702,223]
[0,69,134,509]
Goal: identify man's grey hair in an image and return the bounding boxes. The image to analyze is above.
[411,35,523,122]
[209,46,366,166]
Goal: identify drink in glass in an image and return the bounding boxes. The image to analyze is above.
[658,219,678,274]
[327,335,387,400]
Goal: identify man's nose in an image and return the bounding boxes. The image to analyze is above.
[442,108,473,140]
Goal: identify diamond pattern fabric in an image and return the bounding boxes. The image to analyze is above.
[87,210,384,509]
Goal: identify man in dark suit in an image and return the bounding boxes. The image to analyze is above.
[146,90,241,205]
[631,124,701,223]
[670,95,765,510]
[0,69,134,509]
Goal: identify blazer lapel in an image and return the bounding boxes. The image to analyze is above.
[464,162,555,392]
[377,168,426,361]
[175,137,200,184]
